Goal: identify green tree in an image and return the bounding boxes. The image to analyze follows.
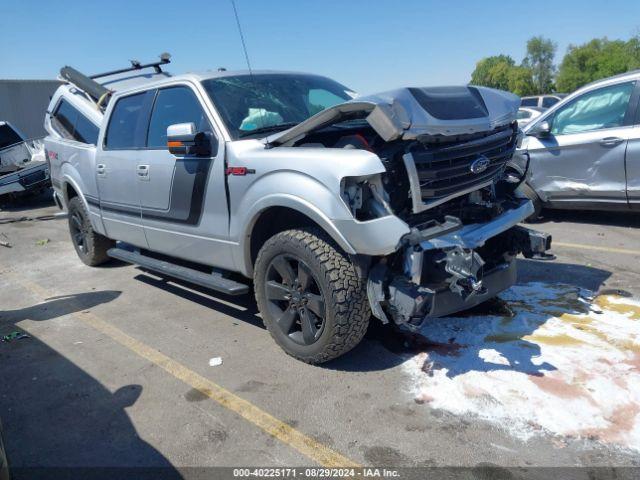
[556,36,640,92]
[470,55,515,91]
[507,66,536,96]
[522,36,557,94]
[470,55,536,96]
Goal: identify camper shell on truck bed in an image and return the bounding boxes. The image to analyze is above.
[45,56,551,363]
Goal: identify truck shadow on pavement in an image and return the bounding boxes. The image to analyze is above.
[331,259,612,374]
[0,291,182,478]
[134,273,265,329]
[131,260,612,379]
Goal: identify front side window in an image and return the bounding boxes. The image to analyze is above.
[104,92,147,149]
[51,99,99,145]
[542,96,559,108]
[520,97,538,107]
[550,82,635,135]
[147,87,212,148]
[202,74,354,139]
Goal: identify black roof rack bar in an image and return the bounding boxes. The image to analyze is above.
[89,53,171,79]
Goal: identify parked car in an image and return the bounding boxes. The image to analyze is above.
[512,70,640,218]
[0,121,49,198]
[45,57,551,363]
[517,106,545,128]
[520,94,567,109]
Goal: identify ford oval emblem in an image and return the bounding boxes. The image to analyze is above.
[470,156,490,174]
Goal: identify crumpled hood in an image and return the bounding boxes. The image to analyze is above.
[267,85,520,146]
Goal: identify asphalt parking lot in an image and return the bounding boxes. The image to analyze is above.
[1,191,639,476]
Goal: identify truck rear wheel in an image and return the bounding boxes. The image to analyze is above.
[67,196,114,266]
[254,228,370,364]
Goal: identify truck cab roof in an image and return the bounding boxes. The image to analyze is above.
[80,69,324,96]
[54,69,331,124]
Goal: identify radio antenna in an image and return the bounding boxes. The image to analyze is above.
[229,0,265,128]
[230,0,253,74]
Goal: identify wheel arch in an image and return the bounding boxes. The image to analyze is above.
[61,176,89,210]
[61,175,106,234]
[240,201,357,277]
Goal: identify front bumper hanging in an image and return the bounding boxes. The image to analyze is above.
[367,201,552,330]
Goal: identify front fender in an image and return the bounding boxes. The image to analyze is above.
[230,171,357,275]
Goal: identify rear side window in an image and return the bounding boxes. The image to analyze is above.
[51,99,99,145]
[146,87,212,148]
[520,97,538,107]
[74,115,100,144]
[105,92,148,149]
[542,96,559,108]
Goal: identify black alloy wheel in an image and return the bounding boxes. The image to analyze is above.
[264,254,326,346]
[69,209,88,255]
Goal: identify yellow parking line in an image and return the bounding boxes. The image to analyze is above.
[553,241,640,256]
[12,275,359,468]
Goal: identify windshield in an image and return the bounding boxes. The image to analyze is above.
[0,124,23,150]
[201,74,355,139]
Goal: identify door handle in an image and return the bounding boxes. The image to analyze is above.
[96,164,106,176]
[599,137,624,147]
[136,164,150,179]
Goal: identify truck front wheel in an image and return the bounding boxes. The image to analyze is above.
[67,196,114,266]
[519,182,543,222]
[254,228,370,364]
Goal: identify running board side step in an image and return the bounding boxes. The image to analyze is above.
[107,247,250,295]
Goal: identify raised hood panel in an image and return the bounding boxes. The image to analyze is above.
[267,85,520,146]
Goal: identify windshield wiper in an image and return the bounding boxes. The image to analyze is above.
[238,122,300,138]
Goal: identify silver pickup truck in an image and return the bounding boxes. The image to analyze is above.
[45,57,551,363]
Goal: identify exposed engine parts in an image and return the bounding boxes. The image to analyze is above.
[324,118,552,330]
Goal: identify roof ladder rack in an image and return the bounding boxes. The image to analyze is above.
[90,53,172,79]
[59,53,172,109]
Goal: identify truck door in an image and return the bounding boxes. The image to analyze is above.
[135,84,232,267]
[97,91,153,249]
[526,81,636,208]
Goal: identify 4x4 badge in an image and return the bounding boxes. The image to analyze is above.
[470,155,490,174]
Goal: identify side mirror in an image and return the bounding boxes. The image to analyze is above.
[528,120,551,138]
[167,122,212,157]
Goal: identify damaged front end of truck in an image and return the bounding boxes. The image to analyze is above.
[267,85,552,330]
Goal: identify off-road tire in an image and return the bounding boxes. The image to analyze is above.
[519,182,543,222]
[67,196,114,266]
[254,228,370,364]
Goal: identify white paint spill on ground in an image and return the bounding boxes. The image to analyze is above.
[403,282,640,452]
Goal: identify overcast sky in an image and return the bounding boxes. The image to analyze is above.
[2,0,639,94]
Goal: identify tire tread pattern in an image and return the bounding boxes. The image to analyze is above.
[254,228,370,364]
